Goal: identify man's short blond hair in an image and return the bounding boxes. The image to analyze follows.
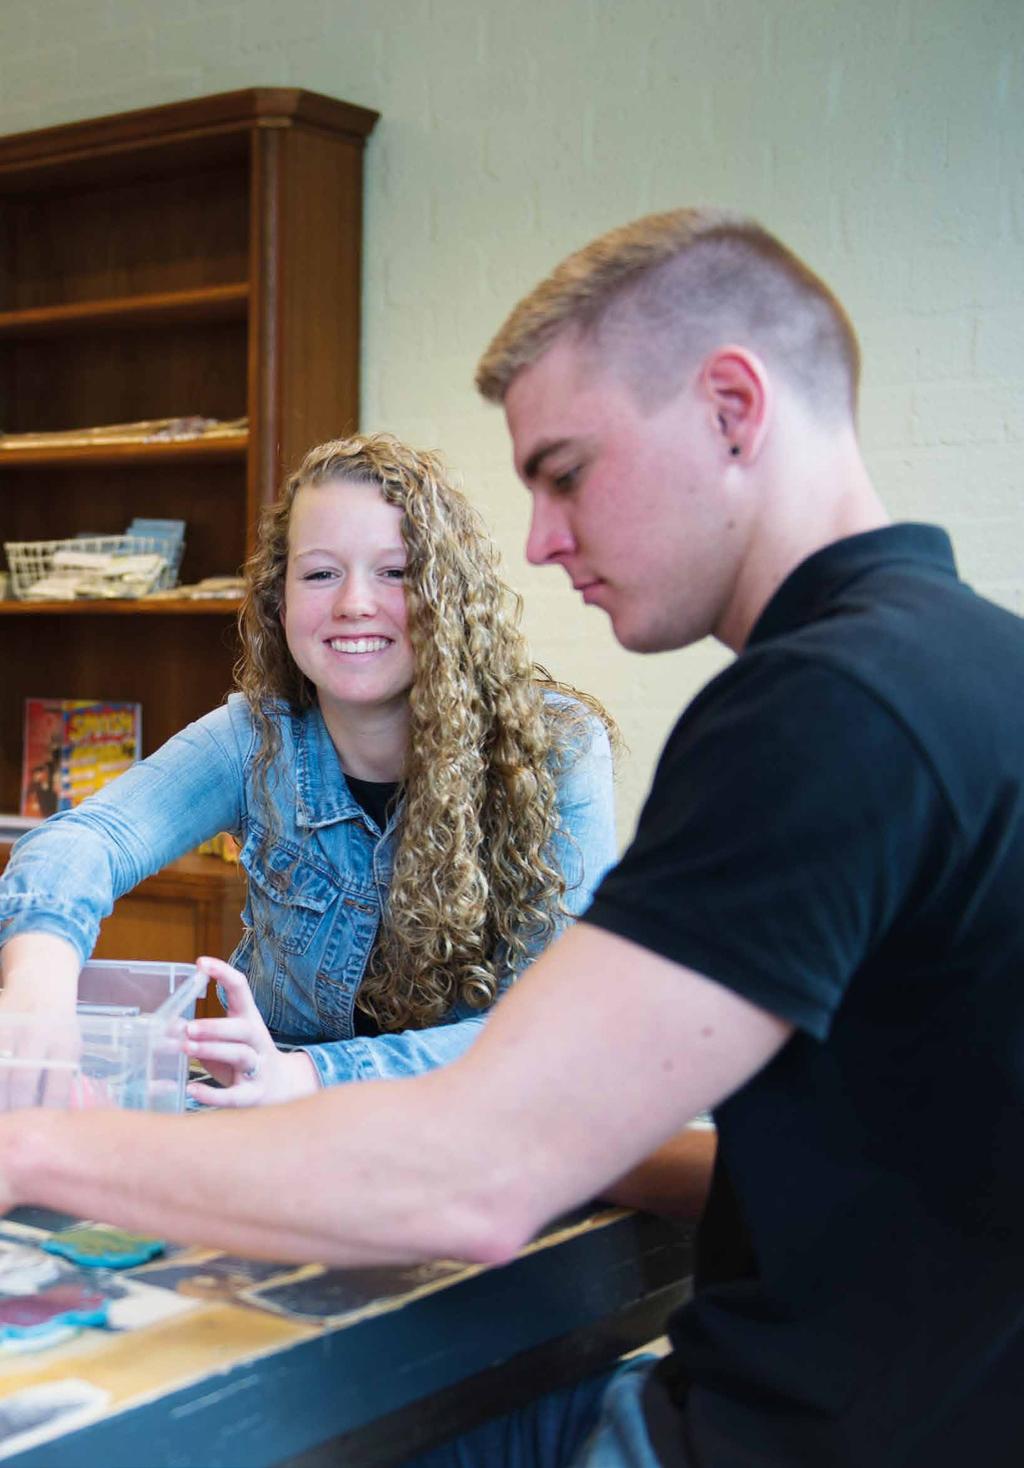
[475,208,860,423]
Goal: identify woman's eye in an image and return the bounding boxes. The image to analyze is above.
[381,567,407,581]
[553,466,580,492]
[303,568,337,582]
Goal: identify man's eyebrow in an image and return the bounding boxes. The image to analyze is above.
[522,438,573,481]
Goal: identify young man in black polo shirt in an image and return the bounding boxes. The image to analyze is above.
[0,210,1021,1467]
[466,209,1024,1465]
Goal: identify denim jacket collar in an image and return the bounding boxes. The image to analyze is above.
[291,705,370,831]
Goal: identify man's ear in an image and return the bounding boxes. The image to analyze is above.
[701,347,771,464]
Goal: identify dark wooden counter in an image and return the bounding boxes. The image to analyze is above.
[0,1204,693,1467]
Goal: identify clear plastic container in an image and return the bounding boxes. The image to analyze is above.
[0,960,206,1113]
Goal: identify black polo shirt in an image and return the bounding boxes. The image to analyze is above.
[586,524,1024,1467]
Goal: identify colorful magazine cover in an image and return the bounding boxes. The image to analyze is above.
[20,699,142,818]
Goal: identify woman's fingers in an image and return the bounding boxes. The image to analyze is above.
[195,957,261,1015]
[185,1040,260,1073]
[187,1080,258,1109]
[186,1017,263,1046]
[184,963,299,1111]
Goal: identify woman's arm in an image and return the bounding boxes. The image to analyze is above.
[300,1009,489,1084]
[0,933,81,1013]
[0,933,84,1104]
[536,709,618,927]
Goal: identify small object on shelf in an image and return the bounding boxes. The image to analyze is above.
[147,574,244,602]
[194,830,241,863]
[128,517,186,571]
[20,698,142,817]
[0,415,247,452]
[4,530,185,599]
[144,415,245,442]
[27,551,167,601]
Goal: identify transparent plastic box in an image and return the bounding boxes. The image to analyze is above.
[0,960,206,1113]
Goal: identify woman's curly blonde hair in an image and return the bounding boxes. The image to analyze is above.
[237,431,615,1033]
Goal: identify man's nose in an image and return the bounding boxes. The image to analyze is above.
[526,497,575,566]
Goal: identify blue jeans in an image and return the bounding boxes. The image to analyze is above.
[405,1356,663,1468]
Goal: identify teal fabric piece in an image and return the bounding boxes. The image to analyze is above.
[41,1226,165,1270]
[0,1303,108,1344]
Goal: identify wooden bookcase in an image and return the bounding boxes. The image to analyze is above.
[0,89,378,977]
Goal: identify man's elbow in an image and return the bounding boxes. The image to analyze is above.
[440,1187,542,1267]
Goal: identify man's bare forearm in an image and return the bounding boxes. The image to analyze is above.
[1,1073,522,1268]
[0,926,786,1268]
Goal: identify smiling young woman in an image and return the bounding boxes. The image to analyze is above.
[0,432,618,1107]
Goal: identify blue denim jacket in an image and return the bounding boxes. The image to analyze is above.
[0,693,616,1086]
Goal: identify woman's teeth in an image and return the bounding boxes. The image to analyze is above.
[329,637,391,654]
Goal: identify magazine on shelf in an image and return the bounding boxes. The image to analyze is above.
[20,698,142,818]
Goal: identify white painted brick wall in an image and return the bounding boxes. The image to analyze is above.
[0,0,1020,842]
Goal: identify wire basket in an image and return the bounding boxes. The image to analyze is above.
[3,534,185,599]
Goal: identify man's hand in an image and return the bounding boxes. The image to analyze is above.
[185,957,320,1109]
[0,934,81,1109]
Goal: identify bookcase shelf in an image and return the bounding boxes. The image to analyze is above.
[0,435,248,468]
[0,283,249,338]
[0,598,243,617]
[0,88,378,823]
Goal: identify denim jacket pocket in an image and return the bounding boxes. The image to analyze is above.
[227,925,254,975]
[241,834,337,956]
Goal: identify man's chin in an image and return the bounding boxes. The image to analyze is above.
[610,612,687,655]
[610,616,659,654]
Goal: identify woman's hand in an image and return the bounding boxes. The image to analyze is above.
[185,957,320,1109]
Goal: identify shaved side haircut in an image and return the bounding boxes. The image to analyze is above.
[476,208,861,424]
